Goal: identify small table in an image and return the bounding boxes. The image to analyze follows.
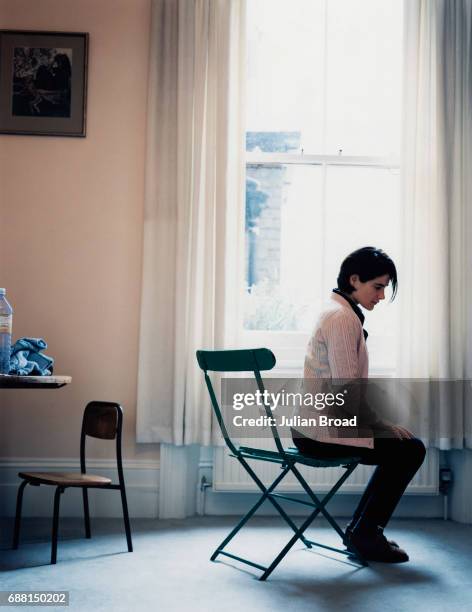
[0,375,71,389]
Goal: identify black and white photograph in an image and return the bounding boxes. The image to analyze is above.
[0,30,88,136]
[12,46,72,117]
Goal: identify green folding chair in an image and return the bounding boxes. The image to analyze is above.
[196,347,368,580]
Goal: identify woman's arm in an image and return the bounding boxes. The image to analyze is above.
[323,312,362,379]
[323,313,382,428]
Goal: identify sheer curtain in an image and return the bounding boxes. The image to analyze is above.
[136,0,245,446]
[398,0,472,450]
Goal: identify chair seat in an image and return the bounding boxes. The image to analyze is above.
[238,446,360,468]
[19,471,112,487]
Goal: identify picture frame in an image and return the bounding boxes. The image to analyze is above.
[0,30,88,137]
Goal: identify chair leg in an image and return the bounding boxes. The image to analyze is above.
[260,507,322,581]
[210,463,291,561]
[259,463,367,580]
[51,487,64,564]
[119,485,133,552]
[243,461,312,549]
[82,488,91,538]
[291,463,360,542]
[12,480,28,549]
[289,463,368,568]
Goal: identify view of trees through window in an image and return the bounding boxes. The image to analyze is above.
[243,0,403,372]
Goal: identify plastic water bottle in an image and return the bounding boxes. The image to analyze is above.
[0,289,13,375]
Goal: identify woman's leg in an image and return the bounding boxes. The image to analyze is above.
[292,432,426,529]
[292,431,426,561]
[291,431,366,460]
[351,437,426,531]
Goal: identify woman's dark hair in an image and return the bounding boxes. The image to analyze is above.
[337,246,398,300]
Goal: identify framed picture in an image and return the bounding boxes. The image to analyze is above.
[0,30,88,137]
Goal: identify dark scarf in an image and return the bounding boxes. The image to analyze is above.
[332,288,368,340]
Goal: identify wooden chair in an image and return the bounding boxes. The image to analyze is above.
[12,401,133,564]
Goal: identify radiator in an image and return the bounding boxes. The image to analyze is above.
[213,439,439,494]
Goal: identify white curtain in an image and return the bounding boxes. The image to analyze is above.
[136,0,246,445]
[399,0,472,449]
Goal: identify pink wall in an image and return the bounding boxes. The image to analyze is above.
[0,0,157,461]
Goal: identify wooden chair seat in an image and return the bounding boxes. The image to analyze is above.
[19,472,112,487]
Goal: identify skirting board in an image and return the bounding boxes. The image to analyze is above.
[0,459,160,519]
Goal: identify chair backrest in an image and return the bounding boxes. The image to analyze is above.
[196,348,276,372]
[196,348,285,455]
[80,401,124,477]
[82,401,120,439]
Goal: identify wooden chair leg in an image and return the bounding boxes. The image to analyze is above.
[82,488,91,538]
[12,480,28,549]
[51,486,64,564]
[119,485,133,552]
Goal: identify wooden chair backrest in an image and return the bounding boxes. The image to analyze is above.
[82,401,121,440]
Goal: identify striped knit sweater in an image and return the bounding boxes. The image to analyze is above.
[293,292,374,449]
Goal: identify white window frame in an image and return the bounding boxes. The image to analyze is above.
[239,151,400,375]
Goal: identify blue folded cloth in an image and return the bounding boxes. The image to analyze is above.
[9,337,54,376]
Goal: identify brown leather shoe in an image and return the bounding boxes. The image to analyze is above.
[346,527,409,563]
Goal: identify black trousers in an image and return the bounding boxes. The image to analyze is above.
[292,432,426,531]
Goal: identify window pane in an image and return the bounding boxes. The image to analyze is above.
[325,0,403,156]
[324,165,400,286]
[247,0,402,156]
[246,0,325,152]
[324,165,400,370]
[245,164,323,331]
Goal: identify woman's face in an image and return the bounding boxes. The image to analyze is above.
[349,274,390,311]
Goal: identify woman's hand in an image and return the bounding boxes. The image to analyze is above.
[389,425,415,439]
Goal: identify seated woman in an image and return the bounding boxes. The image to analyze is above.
[292,246,425,563]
